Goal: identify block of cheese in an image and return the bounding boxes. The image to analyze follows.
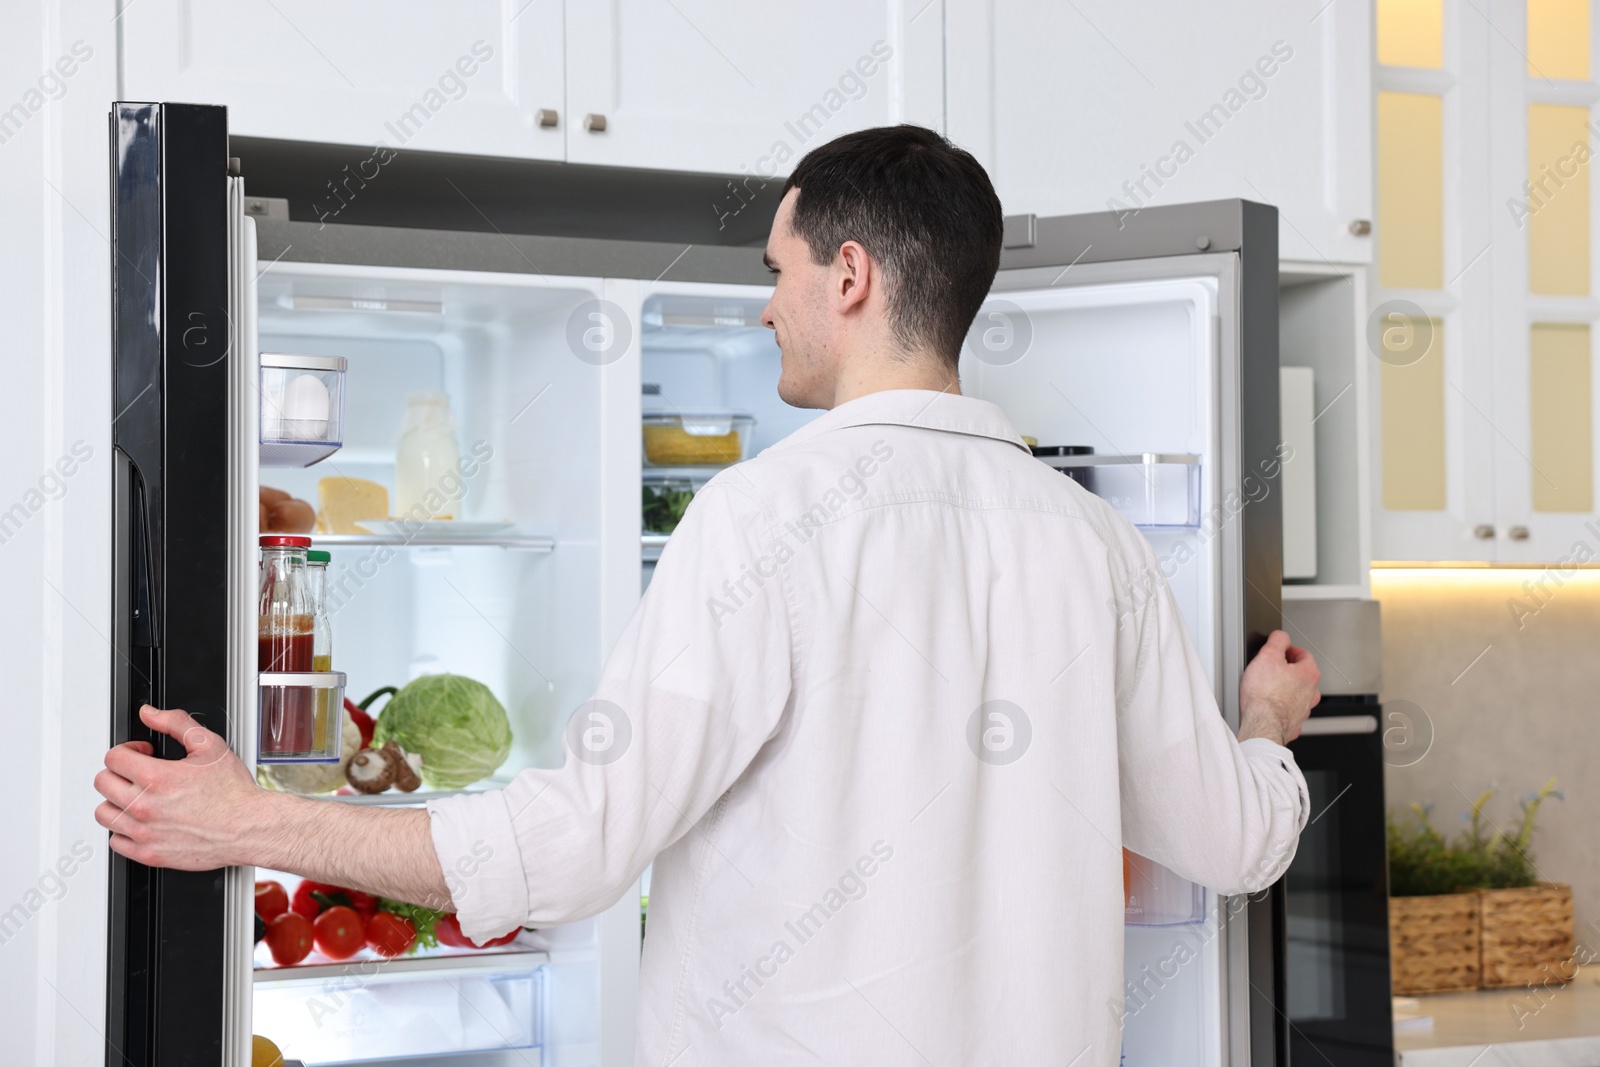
[316,476,390,534]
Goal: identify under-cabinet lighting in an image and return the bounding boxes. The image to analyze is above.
[286,295,444,314]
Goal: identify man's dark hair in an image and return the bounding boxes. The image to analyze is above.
[781,125,1003,368]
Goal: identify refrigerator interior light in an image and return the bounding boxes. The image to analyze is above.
[286,294,445,314]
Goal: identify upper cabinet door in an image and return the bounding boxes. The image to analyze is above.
[120,0,566,160]
[563,0,944,175]
[945,0,1372,264]
[1487,0,1600,564]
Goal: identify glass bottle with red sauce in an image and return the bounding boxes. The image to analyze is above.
[259,534,315,757]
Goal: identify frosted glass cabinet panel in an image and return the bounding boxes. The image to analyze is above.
[1377,0,1444,68]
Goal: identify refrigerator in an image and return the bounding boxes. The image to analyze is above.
[108,102,1286,1066]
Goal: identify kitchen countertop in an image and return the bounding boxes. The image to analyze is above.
[1396,967,1600,1066]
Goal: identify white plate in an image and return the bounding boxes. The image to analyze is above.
[353,519,515,539]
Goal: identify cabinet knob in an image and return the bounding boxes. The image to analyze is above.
[535,108,558,128]
[1474,524,1495,540]
[1509,525,1530,541]
[1349,219,1372,236]
[583,113,608,133]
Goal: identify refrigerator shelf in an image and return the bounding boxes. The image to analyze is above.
[641,533,669,562]
[253,947,550,985]
[311,532,556,552]
[321,787,488,806]
[1036,452,1202,528]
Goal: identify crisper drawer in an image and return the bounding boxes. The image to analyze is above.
[253,951,545,1065]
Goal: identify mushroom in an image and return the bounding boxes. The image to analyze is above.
[346,746,396,793]
[384,741,422,793]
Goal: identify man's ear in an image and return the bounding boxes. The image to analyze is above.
[835,240,873,314]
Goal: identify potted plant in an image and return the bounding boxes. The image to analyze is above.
[1464,782,1575,989]
[1386,781,1571,993]
[1387,802,1483,994]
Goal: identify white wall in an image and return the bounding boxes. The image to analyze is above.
[0,2,116,1063]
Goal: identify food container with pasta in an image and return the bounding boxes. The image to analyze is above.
[641,412,755,468]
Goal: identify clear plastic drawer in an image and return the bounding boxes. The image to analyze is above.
[253,954,544,1063]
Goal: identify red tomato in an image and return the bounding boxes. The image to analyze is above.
[265,912,314,966]
[254,881,288,923]
[434,912,472,948]
[365,912,417,958]
[436,912,520,949]
[313,905,365,961]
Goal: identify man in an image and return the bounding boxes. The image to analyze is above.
[96,125,1318,1065]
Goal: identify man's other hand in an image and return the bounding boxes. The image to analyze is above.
[1237,630,1321,746]
[94,704,263,870]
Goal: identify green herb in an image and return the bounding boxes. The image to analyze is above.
[377,898,449,953]
[1387,779,1563,896]
[642,485,695,534]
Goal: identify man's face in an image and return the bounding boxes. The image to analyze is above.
[761,190,836,409]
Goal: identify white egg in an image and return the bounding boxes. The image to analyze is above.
[283,373,331,422]
[280,373,331,439]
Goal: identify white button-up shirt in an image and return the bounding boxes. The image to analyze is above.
[428,389,1309,1067]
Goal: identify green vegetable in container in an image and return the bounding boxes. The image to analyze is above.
[642,484,695,535]
[371,673,512,789]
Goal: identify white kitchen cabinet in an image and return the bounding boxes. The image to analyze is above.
[562,0,944,177]
[945,0,1372,264]
[120,0,566,160]
[1369,0,1600,565]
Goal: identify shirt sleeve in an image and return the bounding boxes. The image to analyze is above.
[1111,536,1310,897]
[426,471,796,941]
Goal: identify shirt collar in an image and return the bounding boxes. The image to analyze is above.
[761,389,1032,455]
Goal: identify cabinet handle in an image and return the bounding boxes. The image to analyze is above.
[535,108,558,128]
[1474,524,1495,540]
[1349,219,1372,236]
[584,113,608,132]
[1509,525,1530,541]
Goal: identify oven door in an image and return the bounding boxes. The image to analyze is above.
[1285,709,1394,1065]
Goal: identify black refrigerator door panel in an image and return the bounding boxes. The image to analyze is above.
[108,101,233,1067]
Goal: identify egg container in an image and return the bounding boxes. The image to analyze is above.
[260,353,347,467]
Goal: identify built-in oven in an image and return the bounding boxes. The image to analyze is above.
[1280,599,1392,1066]
[1285,698,1393,1065]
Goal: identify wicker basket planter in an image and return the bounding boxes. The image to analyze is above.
[1479,882,1576,989]
[1389,892,1481,994]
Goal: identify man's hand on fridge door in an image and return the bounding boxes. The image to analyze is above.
[94,704,267,870]
[94,704,456,911]
[1237,630,1321,747]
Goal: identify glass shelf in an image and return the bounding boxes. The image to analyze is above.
[641,533,669,563]
[312,532,555,552]
[254,946,549,984]
[1037,452,1202,528]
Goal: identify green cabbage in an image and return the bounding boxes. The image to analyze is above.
[372,674,512,789]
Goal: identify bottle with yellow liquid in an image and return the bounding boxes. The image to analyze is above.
[306,550,333,751]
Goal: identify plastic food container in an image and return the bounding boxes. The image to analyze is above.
[261,353,346,467]
[642,413,754,467]
[258,671,346,763]
[641,475,697,534]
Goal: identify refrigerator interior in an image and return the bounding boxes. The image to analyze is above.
[244,258,1236,1064]
[962,272,1227,1067]
[249,262,630,1066]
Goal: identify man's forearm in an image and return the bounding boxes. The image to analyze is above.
[246,790,454,911]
